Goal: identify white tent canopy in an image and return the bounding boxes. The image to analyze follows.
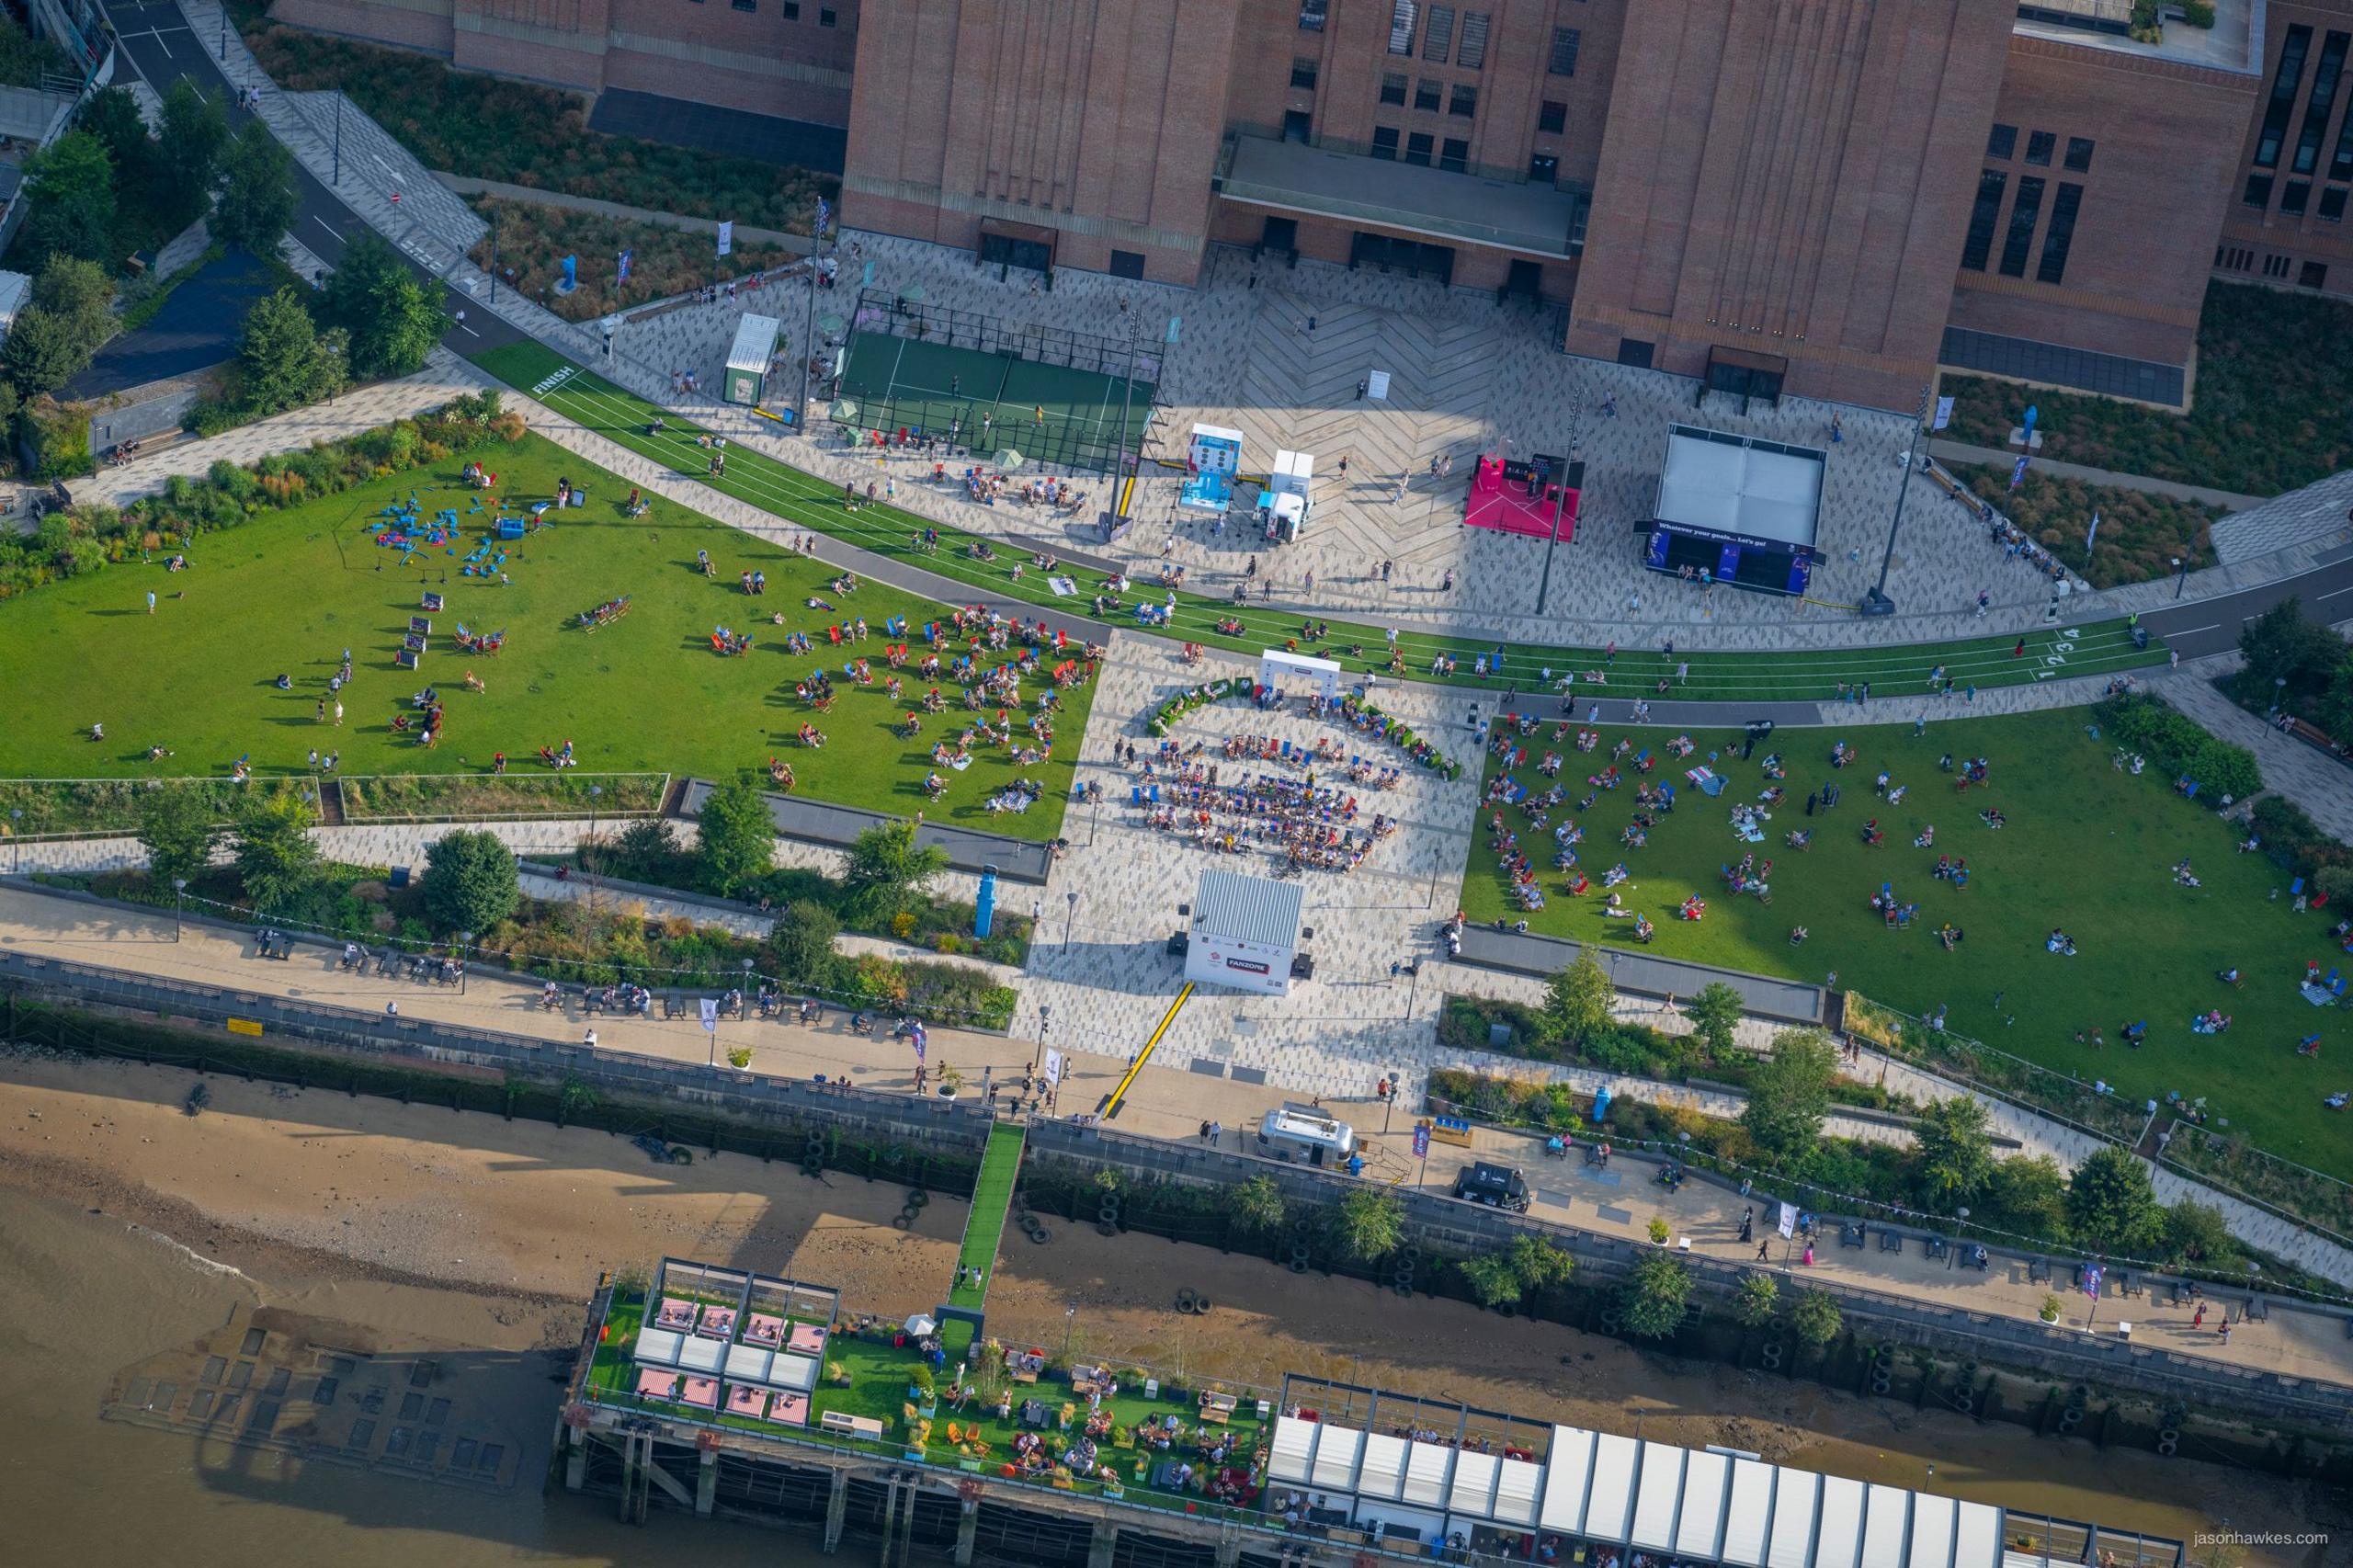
[1257,648,1341,701]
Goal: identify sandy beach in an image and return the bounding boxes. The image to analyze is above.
[0,1049,2340,1564]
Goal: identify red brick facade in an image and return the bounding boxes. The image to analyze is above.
[282,0,2353,412]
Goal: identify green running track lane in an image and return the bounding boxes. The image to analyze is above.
[946,1119,1027,1356]
[469,340,2167,706]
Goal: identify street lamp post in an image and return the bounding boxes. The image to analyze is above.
[174,878,188,942]
[8,808,20,875]
[799,221,829,425]
[1863,386,1934,617]
[742,959,756,1063]
[1063,890,1077,952]
[333,92,342,186]
[1032,1003,1050,1082]
[458,931,472,994]
[2173,554,2190,599]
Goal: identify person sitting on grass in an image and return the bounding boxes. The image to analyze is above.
[1790,926,1809,945]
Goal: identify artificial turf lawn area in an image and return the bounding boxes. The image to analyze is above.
[0,434,1089,842]
[838,333,1157,473]
[949,1122,1027,1312]
[472,340,2168,703]
[1459,709,2352,1180]
[585,1281,1267,1506]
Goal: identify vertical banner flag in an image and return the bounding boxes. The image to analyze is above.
[815,197,830,239]
[1411,1123,1430,1159]
[699,998,719,1033]
[2086,511,2100,556]
[617,247,633,281]
[2082,1262,2105,1301]
[2009,454,2029,491]
[1933,395,1954,431]
[1778,1202,1800,1239]
[910,1023,927,1061]
[1042,1048,1064,1085]
[717,220,734,257]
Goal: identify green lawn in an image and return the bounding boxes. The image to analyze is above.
[0,434,1088,841]
[949,1122,1027,1312]
[1460,710,2353,1180]
[472,340,2167,704]
[585,1279,1268,1513]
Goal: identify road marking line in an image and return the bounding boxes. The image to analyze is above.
[1103,982,1192,1118]
[2319,586,2353,601]
[313,216,344,243]
[2167,623,2220,636]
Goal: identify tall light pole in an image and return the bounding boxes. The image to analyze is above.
[333,92,342,187]
[458,931,472,994]
[8,808,20,876]
[2173,554,2190,599]
[741,959,756,1062]
[174,878,188,942]
[798,216,830,425]
[1063,890,1077,952]
[1862,386,1933,618]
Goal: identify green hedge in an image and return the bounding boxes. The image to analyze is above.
[2095,692,2262,801]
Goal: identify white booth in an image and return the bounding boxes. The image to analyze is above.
[724,313,782,405]
[1256,648,1341,703]
[1184,868,1305,995]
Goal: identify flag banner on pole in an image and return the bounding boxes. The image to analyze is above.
[1778,1202,1800,1239]
[699,998,719,1033]
[617,247,632,281]
[2086,511,2100,554]
[815,197,830,238]
[717,221,734,257]
[1042,1047,1063,1085]
[1933,395,1954,431]
[910,1024,926,1061]
[2082,1263,2104,1301]
[2009,454,2029,491]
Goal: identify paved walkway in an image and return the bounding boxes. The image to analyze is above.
[65,347,484,509]
[5,877,2349,1383]
[1927,439,2269,515]
[2150,659,2353,840]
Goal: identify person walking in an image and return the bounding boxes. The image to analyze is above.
[147,590,156,614]
[1757,1240,1771,1262]
[2192,1303,2206,1329]
[1441,567,1456,592]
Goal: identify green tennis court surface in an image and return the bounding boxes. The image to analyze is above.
[836,334,1154,476]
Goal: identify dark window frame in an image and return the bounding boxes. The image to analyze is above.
[1961,168,2007,272]
[2257,25,2314,168]
[2321,186,2347,222]
[1423,4,1455,62]
[2037,182,2083,286]
[2245,172,2275,210]
[1998,175,2045,278]
[1381,74,1408,107]
[2282,179,2312,216]
[1298,0,1327,31]
[1549,26,1580,76]
[1538,99,1566,134]
[2293,32,2348,176]
[1457,12,1489,71]
[2025,130,2054,166]
[1439,137,1470,174]
[1370,126,1401,160]
[1987,124,2017,160]
[1404,131,1434,166]
[1290,57,1319,89]
[1388,0,1419,55]
[1415,78,1441,112]
[2063,137,2094,173]
[1449,83,1476,119]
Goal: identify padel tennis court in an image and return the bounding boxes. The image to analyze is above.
[835,327,1156,476]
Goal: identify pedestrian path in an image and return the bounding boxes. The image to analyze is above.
[2151,660,2353,839]
[1927,439,2268,514]
[949,1121,1026,1324]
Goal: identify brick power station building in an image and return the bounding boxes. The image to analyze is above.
[286,0,2350,414]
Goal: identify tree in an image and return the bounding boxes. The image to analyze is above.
[138,788,222,889]
[324,235,446,378]
[1506,1232,1574,1293]
[157,79,231,216]
[2,307,90,396]
[1619,1253,1691,1338]
[2240,597,2343,706]
[1333,1187,1404,1262]
[1983,1153,2070,1239]
[74,86,154,194]
[233,288,346,415]
[1687,982,1744,1060]
[1912,1094,1995,1210]
[842,819,949,922]
[695,778,778,896]
[766,899,841,987]
[1732,1273,1779,1327]
[21,131,118,265]
[33,255,115,348]
[232,794,320,911]
[1228,1174,1287,1237]
[1541,949,1615,1046]
[2315,646,2353,743]
[2161,1199,2234,1267]
[421,829,519,935]
[1787,1288,1843,1348]
[1739,1028,1840,1158]
[212,120,299,256]
[1461,1251,1523,1310]
[2064,1145,2163,1254]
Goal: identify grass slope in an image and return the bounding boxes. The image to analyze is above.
[472,339,2167,704]
[0,435,1087,841]
[950,1123,1027,1311]
[1460,710,2351,1179]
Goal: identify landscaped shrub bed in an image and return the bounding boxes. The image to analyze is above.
[244,27,832,233]
[1944,463,2219,589]
[338,772,666,823]
[1941,281,2353,497]
[468,199,800,322]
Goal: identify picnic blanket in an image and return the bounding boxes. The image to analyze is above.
[1048,575,1079,597]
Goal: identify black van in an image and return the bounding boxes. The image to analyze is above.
[1451,1161,1530,1212]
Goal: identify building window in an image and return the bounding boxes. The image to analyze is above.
[732,0,755,10]
[1999,175,2045,278]
[2302,260,2330,290]
[2282,180,2312,216]
[2335,106,2353,180]
[1440,137,1469,174]
[2215,245,2254,270]
[2025,131,2054,166]
[2257,26,2313,168]
[1298,0,1327,31]
[1291,57,1318,89]
[1405,131,1434,166]
[1616,338,1654,369]
[2293,32,2348,175]
[2322,187,2347,222]
[1109,250,1146,280]
[1371,126,1400,160]
[1415,78,1440,111]
[819,6,835,22]
[783,0,800,14]
[1458,12,1489,71]
[1529,153,1557,183]
[1549,27,1580,75]
[1961,169,2006,271]
[1537,100,1566,134]
[1424,5,1454,62]
[1449,84,1476,118]
[2036,182,2082,286]
[2264,254,2291,278]
[2063,137,2094,173]
[1381,74,1408,106]
[1986,124,2016,160]
[1388,0,1418,55]
[2245,173,2274,209]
